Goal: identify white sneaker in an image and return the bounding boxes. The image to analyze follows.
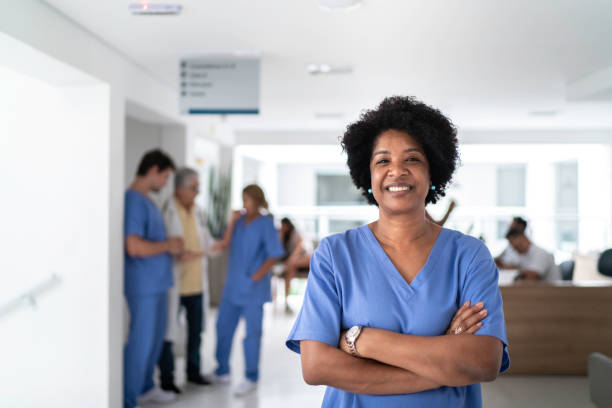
[138,386,176,404]
[203,372,231,384]
[233,379,257,396]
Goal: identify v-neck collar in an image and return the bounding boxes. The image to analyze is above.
[360,224,449,296]
[242,214,262,227]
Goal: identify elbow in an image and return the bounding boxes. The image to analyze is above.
[475,356,501,383]
[479,365,499,383]
[302,369,321,386]
[301,359,324,385]
[301,352,329,386]
[125,243,138,258]
[125,238,142,258]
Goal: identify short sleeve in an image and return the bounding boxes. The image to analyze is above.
[286,238,341,354]
[461,241,511,373]
[521,249,550,277]
[263,216,285,259]
[125,193,146,238]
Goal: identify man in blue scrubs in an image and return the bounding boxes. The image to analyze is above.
[124,149,183,408]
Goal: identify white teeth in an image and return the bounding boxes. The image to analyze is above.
[388,186,410,192]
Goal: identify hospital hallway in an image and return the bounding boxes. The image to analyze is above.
[4,1,612,407]
[139,298,592,408]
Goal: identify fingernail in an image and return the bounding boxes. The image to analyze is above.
[480,310,487,316]
[463,301,470,306]
[477,302,484,307]
[477,322,482,326]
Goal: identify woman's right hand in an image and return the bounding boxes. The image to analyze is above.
[446,301,487,335]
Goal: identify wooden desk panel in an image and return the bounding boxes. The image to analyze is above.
[500,283,612,375]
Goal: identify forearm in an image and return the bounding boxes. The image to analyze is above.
[517,269,542,281]
[357,328,501,386]
[301,341,439,395]
[217,220,237,249]
[252,258,279,280]
[126,235,169,257]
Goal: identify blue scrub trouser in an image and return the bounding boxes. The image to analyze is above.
[124,292,167,408]
[215,299,264,382]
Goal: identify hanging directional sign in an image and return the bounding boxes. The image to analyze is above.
[179,57,260,115]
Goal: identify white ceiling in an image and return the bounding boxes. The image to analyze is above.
[44,0,612,132]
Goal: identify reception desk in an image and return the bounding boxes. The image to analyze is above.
[500,282,612,375]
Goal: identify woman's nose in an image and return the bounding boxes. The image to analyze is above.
[389,160,407,176]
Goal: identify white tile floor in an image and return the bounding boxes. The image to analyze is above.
[142,302,592,408]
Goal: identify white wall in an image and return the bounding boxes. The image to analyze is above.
[124,117,187,208]
[0,62,110,406]
[0,2,220,406]
[124,118,163,186]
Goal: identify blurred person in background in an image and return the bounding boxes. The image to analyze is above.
[279,217,313,313]
[157,167,224,393]
[124,149,182,408]
[209,184,284,396]
[494,217,528,269]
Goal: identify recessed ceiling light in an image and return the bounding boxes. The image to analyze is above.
[315,112,345,119]
[307,64,353,75]
[129,2,182,15]
[317,0,363,12]
[529,110,559,117]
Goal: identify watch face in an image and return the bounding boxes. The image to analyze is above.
[348,326,359,338]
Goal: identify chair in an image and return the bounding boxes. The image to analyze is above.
[597,249,612,277]
[559,260,575,281]
[588,353,612,408]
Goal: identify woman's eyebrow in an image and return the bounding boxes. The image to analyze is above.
[372,148,424,156]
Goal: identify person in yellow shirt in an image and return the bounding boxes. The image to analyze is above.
[157,167,227,393]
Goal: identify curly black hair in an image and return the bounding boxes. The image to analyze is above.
[341,96,458,206]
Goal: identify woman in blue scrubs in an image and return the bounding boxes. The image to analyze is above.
[286,96,510,407]
[213,184,284,396]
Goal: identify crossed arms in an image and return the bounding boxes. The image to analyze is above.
[300,302,503,395]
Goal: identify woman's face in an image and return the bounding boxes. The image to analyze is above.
[242,192,258,215]
[369,129,431,215]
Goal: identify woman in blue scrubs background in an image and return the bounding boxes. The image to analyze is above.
[212,184,285,396]
[287,96,510,407]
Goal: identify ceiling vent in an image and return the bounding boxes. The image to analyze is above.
[529,110,559,117]
[129,2,182,15]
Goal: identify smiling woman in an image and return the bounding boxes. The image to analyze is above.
[285,96,509,408]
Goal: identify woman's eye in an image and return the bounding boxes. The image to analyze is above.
[376,159,389,165]
[406,157,420,162]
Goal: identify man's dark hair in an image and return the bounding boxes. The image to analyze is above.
[136,149,175,176]
[512,216,528,232]
[341,95,459,206]
[505,228,525,240]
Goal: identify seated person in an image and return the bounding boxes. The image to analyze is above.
[495,217,527,269]
[279,217,312,311]
[504,228,559,282]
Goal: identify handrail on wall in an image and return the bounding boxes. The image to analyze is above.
[0,273,61,318]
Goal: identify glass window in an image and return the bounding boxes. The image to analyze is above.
[496,165,526,207]
[316,174,366,206]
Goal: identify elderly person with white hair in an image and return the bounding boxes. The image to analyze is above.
[156,167,233,393]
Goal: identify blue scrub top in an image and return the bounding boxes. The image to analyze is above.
[221,214,285,305]
[286,225,510,408]
[124,189,173,296]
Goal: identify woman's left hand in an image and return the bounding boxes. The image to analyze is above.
[446,301,487,335]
